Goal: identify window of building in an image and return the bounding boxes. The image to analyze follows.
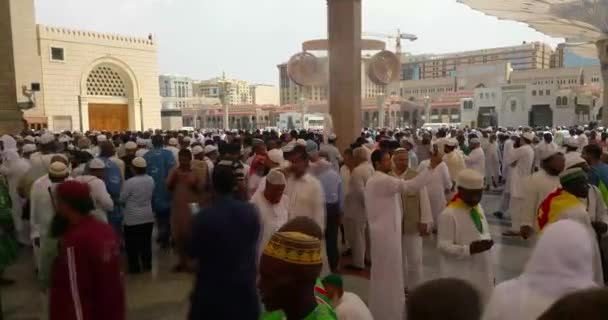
[539,90,544,96]
[532,90,536,96]
[556,97,562,106]
[546,89,550,95]
[511,100,517,112]
[50,47,65,62]
[563,97,568,105]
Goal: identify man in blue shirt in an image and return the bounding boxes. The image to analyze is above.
[583,143,608,202]
[188,161,261,319]
[144,135,176,248]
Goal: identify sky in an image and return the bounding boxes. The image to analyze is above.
[35,0,563,85]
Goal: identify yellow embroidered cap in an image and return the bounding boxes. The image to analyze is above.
[263,231,322,265]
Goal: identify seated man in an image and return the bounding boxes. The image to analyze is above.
[322,274,373,320]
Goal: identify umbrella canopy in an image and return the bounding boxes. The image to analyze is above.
[458,0,608,58]
[458,0,608,125]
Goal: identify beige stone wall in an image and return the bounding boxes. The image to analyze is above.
[28,25,161,131]
[250,84,279,105]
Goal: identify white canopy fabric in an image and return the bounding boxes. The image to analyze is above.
[458,0,608,58]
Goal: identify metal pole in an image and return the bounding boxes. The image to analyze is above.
[139,98,144,131]
[77,95,83,132]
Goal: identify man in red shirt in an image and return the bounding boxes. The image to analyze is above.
[49,180,125,320]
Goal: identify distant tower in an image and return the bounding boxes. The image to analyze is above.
[0,0,43,133]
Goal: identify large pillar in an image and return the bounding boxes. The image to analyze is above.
[328,0,362,151]
[597,39,608,126]
[0,0,23,134]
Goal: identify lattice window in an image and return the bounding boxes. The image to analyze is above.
[86,66,126,97]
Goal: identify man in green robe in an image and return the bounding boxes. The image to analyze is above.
[259,217,336,320]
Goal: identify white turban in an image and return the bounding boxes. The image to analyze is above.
[266,169,286,186]
[456,169,484,190]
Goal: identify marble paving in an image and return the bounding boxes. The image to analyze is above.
[2,193,533,319]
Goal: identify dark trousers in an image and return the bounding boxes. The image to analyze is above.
[155,209,171,249]
[325,203,341,271]
[124,223,154,273]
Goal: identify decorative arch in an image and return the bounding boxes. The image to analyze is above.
[80,56,140,98]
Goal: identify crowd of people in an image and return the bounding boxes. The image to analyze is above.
[0,124,607,319]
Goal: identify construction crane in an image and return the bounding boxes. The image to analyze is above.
[363,29,417,55]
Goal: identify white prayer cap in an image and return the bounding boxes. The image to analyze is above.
[456,169,484,190]
[40,133,55,144]
[24,135,35,143]
[125,141,137,150]
[281,142,296,153]
[183,136,192,142]
[192,145,204,155]
[22,144,37,153]
[522,132,536,141]
[564,153,586,169]
[266,169,286,186]
[97,134,107,142]
[136,138,147,146]
[48,161,69,177]
[296,139,307,147]
[446,138,458,147]
[89,158,105,169]
[168,138,178,146]
[132,157,147,168]
[58,135,70,143]
[469,137,480,144]
[539,144,561,161]
[328,133,337,140]
[268,149,284,165]
[564,138,579,148]
[204,145,218,154]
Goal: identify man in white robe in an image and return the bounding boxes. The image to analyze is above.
[494,134,516,218]
[0,149,31,244]
[504,132,535,236]
[443,138,465,188]
[365,148,439,320]
[284,146,326,230]
[465,137,485,177]
[30,160,71,268]
[165,137,180,162]
[483,220,597,320]
[534,132,558,171]
[250,169,289,259]
[520,145,564,239]
[437,169,494,302]
[484,135,500,190]
[391,148,433,290]
[72,158,113,223]
[536,167,607,286]
[343,147,374,270]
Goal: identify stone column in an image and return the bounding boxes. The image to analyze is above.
[0,0,23,134]
[597,39,608,126]
[328,0,362,151]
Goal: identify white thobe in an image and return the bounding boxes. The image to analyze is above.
[30,175,71,268]
[418,161,452,224]
[28,153,55,181]
[73,175,113,223]
[340,165,351,196]
[364,169,432,320]
[502,140,514,187]
[334,292,374,320]
[437,205,494,302]
[483,220,596,320]
[344,163,374,268]
[443,150,465,183]
[465,147,486,177]
[285,173,325,230]
[521,170,561,229]
[534,142,558,169]
[165,146,180,162]
[484,142,500,179]
[0,153,31,244]
[135,148,149,158]
[250,191,289,257]
[508,144,535,229]
[576,134,589,151]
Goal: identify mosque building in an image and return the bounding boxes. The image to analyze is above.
[1,0,161,133]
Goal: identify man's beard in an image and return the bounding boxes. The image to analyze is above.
[50,215,70,238]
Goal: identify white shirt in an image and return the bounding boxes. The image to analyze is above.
[73,175,113,223]
[508,144,535,198]
[285,173,326,230]
[365,169,432,320]
[119,174,155,226]
[465,147,486,177]
[165,146,180,162]
[443,150,465,182]
[438,204,494,301]
[339,165,351,196]
[250,190,289,255]
[135,148,149,158]
[30,175,71,240]
[334,292,374,320]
